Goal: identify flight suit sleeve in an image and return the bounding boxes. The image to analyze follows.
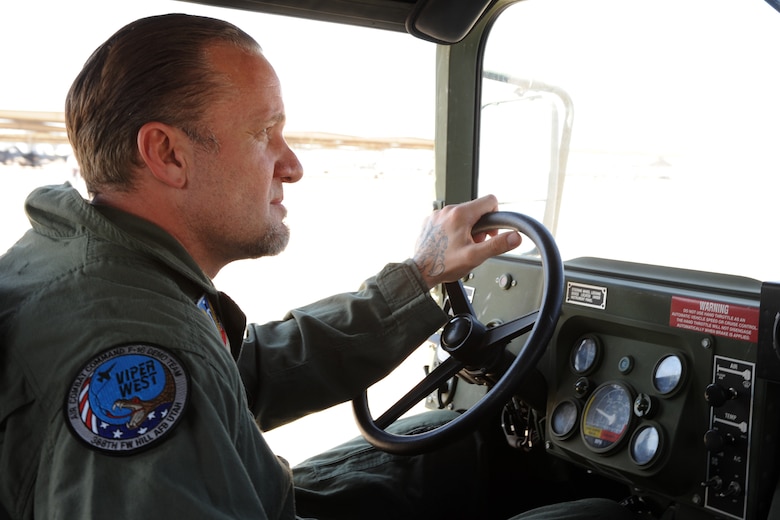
[35,346,296,520]
[237,260,449,431]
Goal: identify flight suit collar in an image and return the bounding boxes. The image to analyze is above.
[26,183,212,291]
[26,183,248,359]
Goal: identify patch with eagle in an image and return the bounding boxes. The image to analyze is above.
[65,344,189,455]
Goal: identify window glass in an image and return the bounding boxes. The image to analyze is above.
[480,0,780,281]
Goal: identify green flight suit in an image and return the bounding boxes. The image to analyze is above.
[0,183,448,519]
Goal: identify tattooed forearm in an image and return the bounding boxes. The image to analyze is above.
[414,221,448,278]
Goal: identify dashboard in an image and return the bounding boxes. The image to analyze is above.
[453,255,780,519]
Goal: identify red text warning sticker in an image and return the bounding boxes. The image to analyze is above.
[669,296,759,343]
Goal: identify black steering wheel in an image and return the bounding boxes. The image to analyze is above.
[353,211,564,455]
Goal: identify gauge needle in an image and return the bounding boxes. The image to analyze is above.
[596,408,616,425]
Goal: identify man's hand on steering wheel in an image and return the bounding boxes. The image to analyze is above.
[413,195,523,289]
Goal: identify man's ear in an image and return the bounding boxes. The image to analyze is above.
[137,122,192,189]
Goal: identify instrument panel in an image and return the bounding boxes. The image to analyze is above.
[547,321,704,490]
[458,256,780,519]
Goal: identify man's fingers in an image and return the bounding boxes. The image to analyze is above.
[481,230,522,257]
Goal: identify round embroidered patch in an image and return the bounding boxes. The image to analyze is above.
[65,344,189,455]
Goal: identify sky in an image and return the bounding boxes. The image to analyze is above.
[1,0,437,138]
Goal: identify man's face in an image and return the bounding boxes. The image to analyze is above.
[187,43,303,268]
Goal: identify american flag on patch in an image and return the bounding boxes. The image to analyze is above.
[196,295,229,347]
[78,376,99,434]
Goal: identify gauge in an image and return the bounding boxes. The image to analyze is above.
[653,355,685,395]
[550,399,579,439]
[630,424,662,466]
[581,382,633,453]
[571,335,600,374]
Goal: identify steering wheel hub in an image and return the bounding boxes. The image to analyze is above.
[442,315,483,349]
[441,314,490,365]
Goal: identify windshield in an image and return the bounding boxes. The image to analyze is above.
[479,0,780,282]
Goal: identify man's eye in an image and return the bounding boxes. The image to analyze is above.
[253,128,271,140]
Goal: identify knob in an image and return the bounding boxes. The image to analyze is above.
[497,273,514,290]
[719,481,742,498]
[704,384,737,407]
[702,476,723,491]
[574,377,590,396]
[703,429,732,452]
[633,393,655,418]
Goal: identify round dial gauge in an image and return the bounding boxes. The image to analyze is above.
[630,424,662,466]
[550,400,579,439]
[653,355,684,395]
[571,335,600,374]
[581,382,633,453]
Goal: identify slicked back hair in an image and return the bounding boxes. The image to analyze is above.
[65,13,261,195]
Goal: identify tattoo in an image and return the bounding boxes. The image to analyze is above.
[415,221,448,277]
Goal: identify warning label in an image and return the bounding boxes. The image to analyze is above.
[669,296,759,343]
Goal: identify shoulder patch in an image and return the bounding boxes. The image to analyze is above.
[64,344,189,455]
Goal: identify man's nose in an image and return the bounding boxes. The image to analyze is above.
[278,144,304,183]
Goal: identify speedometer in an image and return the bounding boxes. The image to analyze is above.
[581,382,633,453]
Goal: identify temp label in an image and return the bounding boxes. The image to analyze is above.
[669,296,759,343]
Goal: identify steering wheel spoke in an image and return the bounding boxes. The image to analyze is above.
[443,280,475,316]
[372,355,464,429]
[483,310,539,346]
